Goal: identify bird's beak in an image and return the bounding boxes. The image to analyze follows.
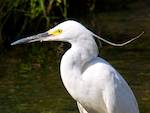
[11,32,52,45]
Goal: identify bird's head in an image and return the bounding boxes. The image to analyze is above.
[11,20,91,45]
[11,20,144,46]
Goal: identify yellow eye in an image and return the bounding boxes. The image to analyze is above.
[57,29,62,33]
[48,29,63,36]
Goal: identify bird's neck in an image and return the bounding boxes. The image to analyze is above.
[60,37,98,100]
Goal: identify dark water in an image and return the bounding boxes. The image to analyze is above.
[0,42,149,113]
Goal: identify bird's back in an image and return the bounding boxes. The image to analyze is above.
[80,57,139,113]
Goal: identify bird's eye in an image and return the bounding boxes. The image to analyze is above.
[48,29,63,36]
[57,29,62,33]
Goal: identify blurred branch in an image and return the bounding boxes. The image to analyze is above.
[47,0,54,14]
[63,0,67,19]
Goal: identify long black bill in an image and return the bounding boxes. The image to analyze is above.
[11,32,50,45]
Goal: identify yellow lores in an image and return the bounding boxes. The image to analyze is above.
[48,29,63,36]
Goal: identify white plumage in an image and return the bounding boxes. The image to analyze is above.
[11,20,141,113]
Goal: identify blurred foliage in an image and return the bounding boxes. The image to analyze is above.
[0,0,67,45]
[0,0,144,46]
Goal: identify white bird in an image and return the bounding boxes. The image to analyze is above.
[11,20,143,113]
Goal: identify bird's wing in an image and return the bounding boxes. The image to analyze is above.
[100,61,139,113]
[82,57,139,113]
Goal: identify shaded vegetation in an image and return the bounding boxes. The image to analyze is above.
[0,0,147,45]
[0,0,67,46]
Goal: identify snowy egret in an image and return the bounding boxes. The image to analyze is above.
[11,20,143,113]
